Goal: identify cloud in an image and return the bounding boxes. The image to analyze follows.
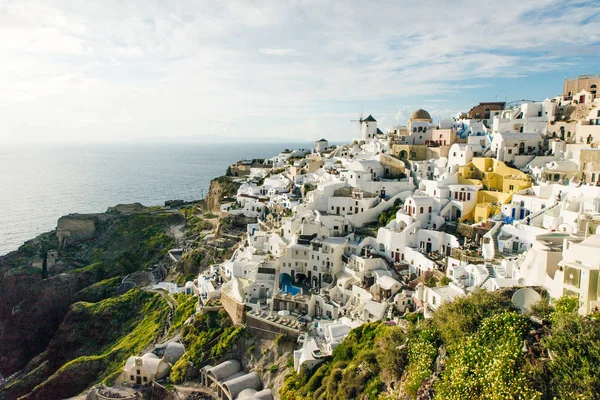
[259,48,299,56]
[0,0,599,143]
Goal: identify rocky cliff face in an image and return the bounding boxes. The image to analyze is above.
[0,270,98,376]
[204,176,241,213]
[0,208,177,398]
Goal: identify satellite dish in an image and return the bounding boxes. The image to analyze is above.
[511,288,541,313]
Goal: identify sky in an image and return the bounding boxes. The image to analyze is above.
[1,0,599,144]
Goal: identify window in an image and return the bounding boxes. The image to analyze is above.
[137,370,141,375]
[509,185,514,191]
[143,377,148,383]
[420,207,424,213]
[428,206,432,212]
[130,375,134,381]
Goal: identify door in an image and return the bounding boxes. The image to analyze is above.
[426,242,432,253]
[336,206,340,215]
[580,95,585,103]
[136,376,142,385]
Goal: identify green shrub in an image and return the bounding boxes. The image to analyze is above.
[435,311,541,399]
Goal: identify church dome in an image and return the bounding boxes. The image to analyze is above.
[409,108,432,121]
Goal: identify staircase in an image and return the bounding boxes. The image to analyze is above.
[492,232,500,257]
[479,263,496,288]
[439,200,453,218]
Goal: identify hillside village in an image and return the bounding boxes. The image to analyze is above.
[183,74,600,380]
[2,75,600,400]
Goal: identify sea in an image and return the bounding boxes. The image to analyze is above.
[0,142,310,255]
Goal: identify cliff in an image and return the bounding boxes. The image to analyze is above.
[0,206,179,398]
[1,289,169,400]
[204,176,241,213]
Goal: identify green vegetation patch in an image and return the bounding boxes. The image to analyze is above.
[170,311,245,383]
[280,291,600,399]
[21,289,170,399]
[75,276,121,303]
[168,293,198,336]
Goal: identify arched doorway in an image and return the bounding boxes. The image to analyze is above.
[519,142,525,155]
[399,150,408,160]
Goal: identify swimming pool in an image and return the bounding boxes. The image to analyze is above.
[280,273,301,295]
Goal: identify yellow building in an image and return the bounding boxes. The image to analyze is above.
[457,158,532,222]
[458,158,532,193]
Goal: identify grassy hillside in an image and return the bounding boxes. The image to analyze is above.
[1,289,170,400]
[281,291,600,400]
[170,310,245,383]
[0,211,180,399]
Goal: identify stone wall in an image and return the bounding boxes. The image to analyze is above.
[106,203,148,214]
[56,215,97,248]
[221,291,245,325]
[245,314,302,340]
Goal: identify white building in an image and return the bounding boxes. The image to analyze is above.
[315,138,329,153]
[491,132,543,167]
[361,115,378,140]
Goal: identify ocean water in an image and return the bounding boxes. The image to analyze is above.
[0,142,308,255]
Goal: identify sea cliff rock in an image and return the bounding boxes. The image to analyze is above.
[0,271,98,376]
[204,176,241,213]
[107,203,148,214]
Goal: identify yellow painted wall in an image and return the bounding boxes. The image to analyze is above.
[458,158,531,193]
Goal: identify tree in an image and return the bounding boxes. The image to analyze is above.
[376,327,408,382]
[423,271,437,288]
[438,276,451,286]
[543,296,600,399]
[432,290,512,347]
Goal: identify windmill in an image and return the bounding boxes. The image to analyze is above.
[350,108,364,139]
